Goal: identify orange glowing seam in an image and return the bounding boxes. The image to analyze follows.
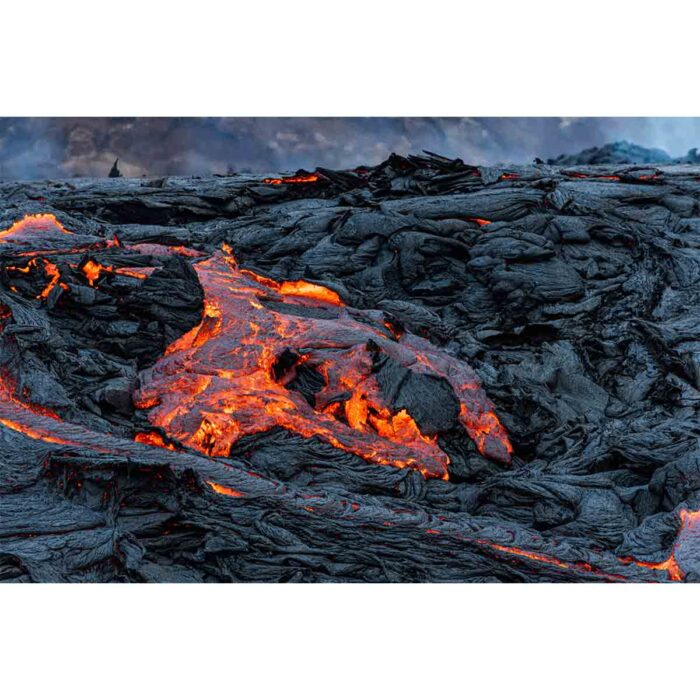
[567,172,622,181]
[80,259,113,286]
[0,213,73,242]
[134,431,176,451]
[0,416,78,445]
[263,173,320,185]
[5,257,70,300]
[113,267,154,280]
[206,481,245,498]
[36,261,68,300]
[466,217,492,226]
[418,525,629,580]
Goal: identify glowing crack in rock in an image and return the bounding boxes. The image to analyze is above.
[620,509,700,582]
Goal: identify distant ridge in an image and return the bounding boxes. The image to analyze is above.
[548,140,700,166]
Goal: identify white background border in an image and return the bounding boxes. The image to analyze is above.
[2,2,699,698]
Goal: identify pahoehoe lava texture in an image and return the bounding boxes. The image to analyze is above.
[1,152,700,582]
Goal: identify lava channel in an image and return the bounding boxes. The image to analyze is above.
[134,247,512,478]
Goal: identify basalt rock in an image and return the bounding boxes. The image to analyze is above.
[1,153,699,582]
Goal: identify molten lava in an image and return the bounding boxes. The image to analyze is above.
[134,247,512,478]
[134,431,177,451]
[207,481,245,498]
[0,213,511,479]
[0,372,78,446]
[0,213,73,242]
[80,259,113,286]
[621,509,700,581]
[263,173,320,185]
[567,172,622,181]
[6,257,70,300]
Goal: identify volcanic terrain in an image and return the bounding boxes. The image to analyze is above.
[1,153,699,582]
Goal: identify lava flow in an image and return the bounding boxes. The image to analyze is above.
[0,213,73,242]
[0,370,78,447]
[566,172,622,181]
[5,257,70,300]
[621,509,700,581]
[263,173,320,185]
[134,247,512,478]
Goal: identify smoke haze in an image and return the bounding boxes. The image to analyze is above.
[1,117,699,179]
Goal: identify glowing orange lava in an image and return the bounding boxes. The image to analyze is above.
[567,172,622,181]
[206,481,245,498]
[0,372,77,446]
[263,173,320,185]
[467,217,492,227]
[620,509,700,581]
[113,266,155,280]
[134,247,512,478]
[6,258,70,301]
[474,539,628,581]
[0,213,73,242]
[81,259,113,286]
[134,431,177,451]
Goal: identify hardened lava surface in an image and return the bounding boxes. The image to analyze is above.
[1,153,700,582]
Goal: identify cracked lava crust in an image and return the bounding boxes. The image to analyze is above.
[0,153,699,582]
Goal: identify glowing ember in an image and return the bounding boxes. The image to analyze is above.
[134,247,512,478]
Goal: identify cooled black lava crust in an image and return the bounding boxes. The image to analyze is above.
[1,153,699,582]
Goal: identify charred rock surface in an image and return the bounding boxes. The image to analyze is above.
[1,153,700,582]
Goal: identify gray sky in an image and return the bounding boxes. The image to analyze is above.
[1,117,699,178]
